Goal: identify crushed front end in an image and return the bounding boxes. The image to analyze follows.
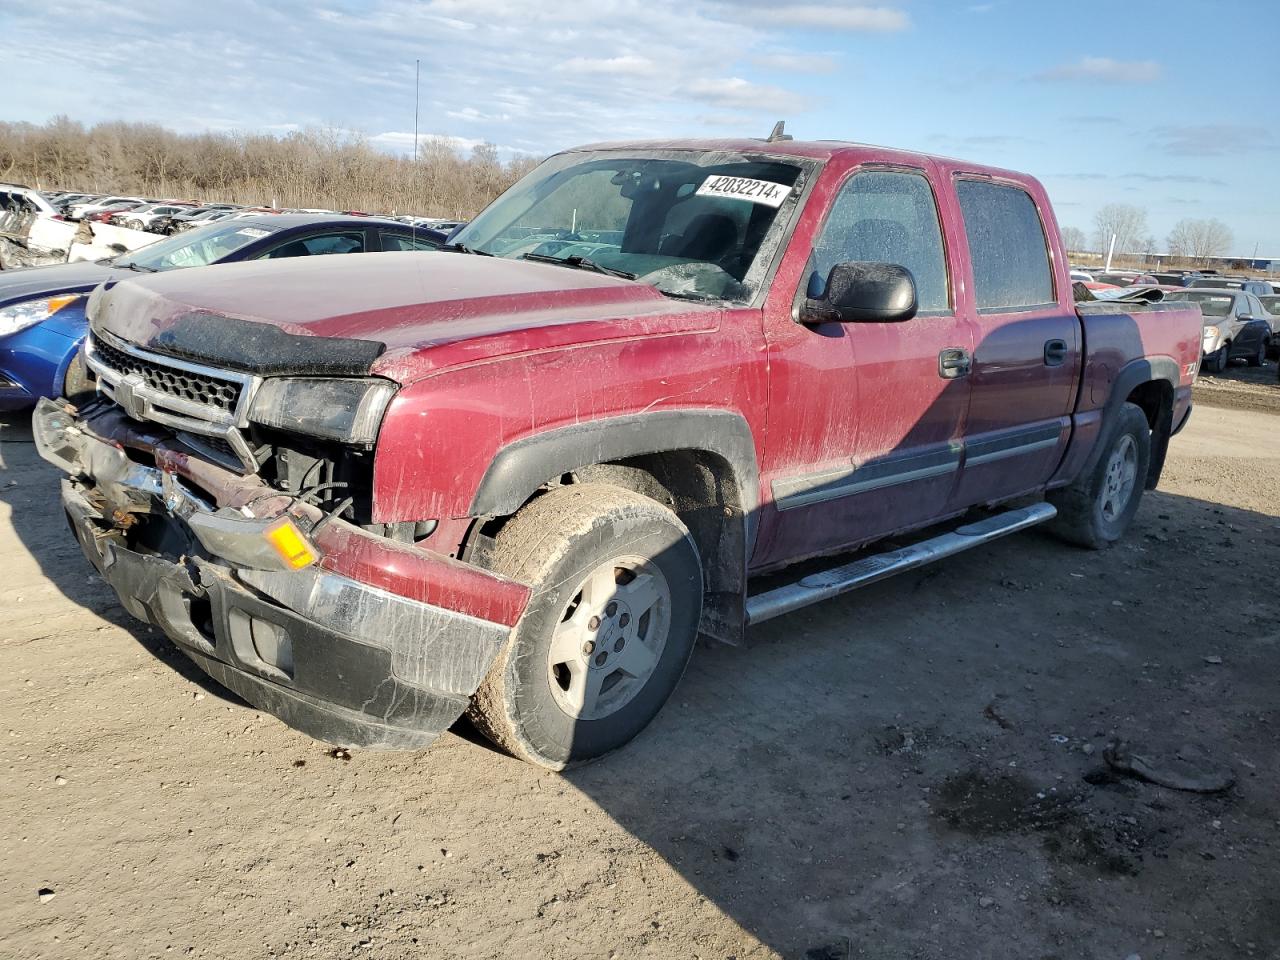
[33,326,529,750]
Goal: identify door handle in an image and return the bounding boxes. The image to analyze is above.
[1044,339,1068,366]
[938,347,971,380]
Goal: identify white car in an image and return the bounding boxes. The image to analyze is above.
[111,203,197,231]
[67,195,145,220]
[0,183,58,219]
[1069,269,1093,283]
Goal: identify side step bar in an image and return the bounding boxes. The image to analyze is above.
[744,502,1058,625]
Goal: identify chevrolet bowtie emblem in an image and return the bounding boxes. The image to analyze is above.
[115,372,147,421]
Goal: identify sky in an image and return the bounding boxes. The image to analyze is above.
[2,0,1277,256]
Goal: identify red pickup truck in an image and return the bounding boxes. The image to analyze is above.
[34,137,1203,768]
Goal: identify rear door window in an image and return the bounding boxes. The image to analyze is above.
[807,169,950,314]
[260,231,366,258]
[380,232,439,251]
[956,179,1055,312]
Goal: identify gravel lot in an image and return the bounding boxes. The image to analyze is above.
[1,372,1277,960]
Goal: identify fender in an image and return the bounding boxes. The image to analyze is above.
[1082,355,1179,482]
[470,407,761,551]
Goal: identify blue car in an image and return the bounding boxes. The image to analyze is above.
[0,213,442,410]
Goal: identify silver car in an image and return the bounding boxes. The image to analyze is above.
[1163,289,1273,372]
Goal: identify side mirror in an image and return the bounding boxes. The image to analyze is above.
[800,261,918,324]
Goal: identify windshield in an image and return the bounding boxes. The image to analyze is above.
[1163,291,1234,317]
[118,221,279,271]
[451,149,813,303]
[1259,295,1280,316]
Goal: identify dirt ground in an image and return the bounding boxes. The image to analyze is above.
[1,368,1278,960]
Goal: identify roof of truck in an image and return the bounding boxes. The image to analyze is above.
[566,137,1032,182]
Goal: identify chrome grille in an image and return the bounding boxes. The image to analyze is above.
[84,329,261,473]
[91,336,243,414]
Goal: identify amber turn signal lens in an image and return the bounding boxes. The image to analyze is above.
[263,517,319,570]
[46,294,81,316]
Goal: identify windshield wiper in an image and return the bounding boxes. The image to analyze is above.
[521,253,636,281]
[439,242,493,257]
[656,289,717,303]
[115,261,157,273]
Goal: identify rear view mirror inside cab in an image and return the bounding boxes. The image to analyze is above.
[800,261,918,324]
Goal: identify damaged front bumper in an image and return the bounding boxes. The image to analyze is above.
[33,397,529,750]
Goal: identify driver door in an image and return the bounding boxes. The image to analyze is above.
[754,162,974,568]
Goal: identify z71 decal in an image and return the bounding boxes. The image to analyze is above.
[695,175,793,208]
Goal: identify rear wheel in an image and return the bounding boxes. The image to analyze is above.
[1247,338,1266,367]
[125,219,143,231]
[468,484,703,769]
[1048,402,1151,549]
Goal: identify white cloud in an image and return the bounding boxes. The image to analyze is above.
[1036,56,1162,84]
[556,55,658,77]
[748,4,909,31]
[686,77,811,113]
[751,51,839,74]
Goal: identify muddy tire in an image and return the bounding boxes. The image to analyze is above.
[61,348,94,405]
[1048,402,1151,549]
[468,484,703,769]
[1247,338,1266,368]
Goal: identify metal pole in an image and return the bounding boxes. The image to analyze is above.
[412,58,420,241]
[1105,233,1117,272]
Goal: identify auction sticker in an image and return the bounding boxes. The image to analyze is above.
[236,227,271,238]
[696,175,792,208]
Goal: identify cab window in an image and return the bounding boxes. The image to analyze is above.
[807,169,950,314]
[956,179,1055,312]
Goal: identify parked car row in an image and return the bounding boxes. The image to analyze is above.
[1071,264,1280,373]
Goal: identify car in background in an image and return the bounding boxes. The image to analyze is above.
[0,214,442,410]
[66,196,146,220]
[1255,294,1280,357]
[1163,289,1272,371]
[1186,277,1274,296]
[1094,271,1158,286]
[46,193,100,215]
[1151,271,1201,286]
[109,203,197,232]
[0,183,59,220]
[1069,269,1093,283]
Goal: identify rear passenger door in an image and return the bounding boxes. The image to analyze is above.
[947,176,1079,508]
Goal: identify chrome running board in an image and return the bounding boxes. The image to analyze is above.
[744,502,1058,625]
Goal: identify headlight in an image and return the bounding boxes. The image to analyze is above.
[1202,325,1219,340]
[0,294,81,337]
[248,378,396,444]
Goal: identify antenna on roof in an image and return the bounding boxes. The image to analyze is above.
[766,120,792,142]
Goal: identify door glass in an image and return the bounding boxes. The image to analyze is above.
[381,233,440,251]
[956,179,1055,311]
[807,170,950,314]
[260,231,366,258]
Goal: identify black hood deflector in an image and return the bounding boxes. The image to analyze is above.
[100,312,387,377]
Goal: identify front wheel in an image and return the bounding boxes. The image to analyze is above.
[1208,343,1230,373]
[1048,402,1151,549]
[468,484,703,769]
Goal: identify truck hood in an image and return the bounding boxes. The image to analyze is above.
[0,258,125,308]
[89,252,720,383]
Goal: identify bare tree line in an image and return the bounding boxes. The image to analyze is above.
[1062,203,1236,260]
[0,116,542,218]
